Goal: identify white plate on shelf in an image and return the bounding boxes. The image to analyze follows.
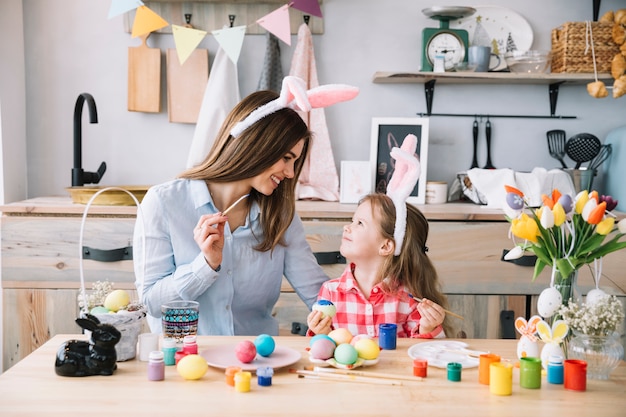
[450,6,534,71]
[407,341,482,369]
[200,344,302,372]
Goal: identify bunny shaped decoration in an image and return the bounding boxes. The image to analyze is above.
[55,314,122,377]
[514,315,542,359]
[536,319,569,369]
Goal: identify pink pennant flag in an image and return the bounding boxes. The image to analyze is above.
[131,5,169,38]
[291,0,323,18]
[256,4,292,46]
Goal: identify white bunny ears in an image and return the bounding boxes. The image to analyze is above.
[230,76,359,138]
[386,134,421,256]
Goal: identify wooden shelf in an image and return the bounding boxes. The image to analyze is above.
[373,71,614,85]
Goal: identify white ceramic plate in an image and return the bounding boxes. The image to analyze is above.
[450,6,534,71]
[200,344,302,372]
[407,341,481,369]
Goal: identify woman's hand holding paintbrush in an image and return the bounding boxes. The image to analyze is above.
[194,194,249,270]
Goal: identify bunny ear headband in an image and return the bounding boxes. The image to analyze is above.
[386,134,421,256]
[230,75,359,138]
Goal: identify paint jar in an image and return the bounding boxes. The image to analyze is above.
[182,335,198,354]
[564,359,587,391]
[447,362,462,382]
[138,333,160,362]
[547,355,564,384]
[378,323,397,350]
[257,366,274,386]
[225,366,242,387]
[520,357,542,389]
[162,338,177,366]
[489,362,513,396]
[147,350,165,381]
[479,353,501,385]
[413,358,428,378]
[234,371,252,393]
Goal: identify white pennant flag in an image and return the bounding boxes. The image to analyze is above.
[211,25,247,65]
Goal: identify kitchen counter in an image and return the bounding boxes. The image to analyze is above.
[0,334,624,416]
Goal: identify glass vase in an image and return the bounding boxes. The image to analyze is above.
[553,269,580,306]
[567,331,624,380]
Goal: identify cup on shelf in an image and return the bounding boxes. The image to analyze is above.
[468,46,500,72]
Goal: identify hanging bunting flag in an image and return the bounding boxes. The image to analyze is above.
[290,0,323,18]
[131,5,169,38]
[172,25,208,65]
[256,4,292,46]
[108,0,143,19]
[211,25,246,65]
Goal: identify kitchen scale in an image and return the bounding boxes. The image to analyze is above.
[421,6,475,72]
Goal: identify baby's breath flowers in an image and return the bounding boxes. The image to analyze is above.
[78,280,114,311]
[558,295,625,336]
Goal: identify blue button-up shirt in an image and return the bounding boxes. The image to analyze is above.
[133,179,328,335]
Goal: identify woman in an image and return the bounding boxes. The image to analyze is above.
[134,77,358,336]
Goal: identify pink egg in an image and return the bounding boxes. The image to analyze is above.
[310,338,336,360]
[350,334,372,346]
[235,340,257,363]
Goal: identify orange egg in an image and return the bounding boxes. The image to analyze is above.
[328,328,353,345]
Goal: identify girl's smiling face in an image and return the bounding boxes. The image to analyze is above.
[340,199,392,260]
[250,139,304,195]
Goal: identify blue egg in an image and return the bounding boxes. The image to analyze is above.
[309,334,336,347]
[254,334,276,357]
[506,192,524,210]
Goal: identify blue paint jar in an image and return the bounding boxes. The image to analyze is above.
[547,355,564,384]
[378,323,397,350]
[257,366,274,387]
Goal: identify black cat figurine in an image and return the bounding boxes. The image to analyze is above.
[55,314,121,377]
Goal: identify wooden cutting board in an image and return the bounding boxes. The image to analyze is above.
[128,34,161,113]
[166,48,209,124]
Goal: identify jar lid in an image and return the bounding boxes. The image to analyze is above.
[149,350,164,361]
[162,338,177,348]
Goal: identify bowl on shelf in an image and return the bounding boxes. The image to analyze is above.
[453,62,477,72]
[504,50,552,73]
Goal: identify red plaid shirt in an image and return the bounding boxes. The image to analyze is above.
[313,264,444,339]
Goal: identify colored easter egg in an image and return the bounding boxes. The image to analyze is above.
[333,343,358,365]
[506,192,524,210]
[177,354,208,380]
[235,340,257,363]
[103,289,130,312]
[254,334,276,357]
[310,334,336,347]
[312,299,337,318]
[328,328,353,345]
[354,338,380,360]
[310,338,336,360]
[90,306,110,315]
[350,334,372,346]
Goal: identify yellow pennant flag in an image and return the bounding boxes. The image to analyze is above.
[172,25,208,65]
[131,5,169,38]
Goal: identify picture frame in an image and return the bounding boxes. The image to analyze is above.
[370,117,429,204]
[340,161,372,204]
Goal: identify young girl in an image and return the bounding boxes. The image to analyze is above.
[307,135,452,338]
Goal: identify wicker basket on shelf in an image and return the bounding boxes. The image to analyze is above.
[551,21,619,73]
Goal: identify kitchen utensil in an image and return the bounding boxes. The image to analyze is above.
[471,119,479,168]
[587,144,612,172]
[128,33,161,113]
[565,133,601,169]
[484,119,495,169]
[166,48,209,123]
[547,129,568,168]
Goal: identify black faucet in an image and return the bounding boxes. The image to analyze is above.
[72,93,106,186]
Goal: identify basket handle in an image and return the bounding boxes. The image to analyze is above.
[78,187,146,316]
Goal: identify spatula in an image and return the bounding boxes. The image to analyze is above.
[566,133,601,169]
[484,119,495,169]
[547,130,567,168]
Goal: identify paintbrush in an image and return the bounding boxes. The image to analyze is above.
[221,193,249,215]
[309,366,422,382]
[291,369,402,386]
[412,296,465,320]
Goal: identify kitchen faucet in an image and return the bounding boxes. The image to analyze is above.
[72,93,106,186]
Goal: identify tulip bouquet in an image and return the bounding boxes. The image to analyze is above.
[503,186,626,282]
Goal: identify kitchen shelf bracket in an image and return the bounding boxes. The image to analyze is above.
[420,78,575,119]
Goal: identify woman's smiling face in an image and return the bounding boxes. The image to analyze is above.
[250,139,305,195]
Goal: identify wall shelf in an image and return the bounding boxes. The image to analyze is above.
[372,71,615,119]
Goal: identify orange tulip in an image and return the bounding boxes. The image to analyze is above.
[587,201,607,225]
[541,194,555,210]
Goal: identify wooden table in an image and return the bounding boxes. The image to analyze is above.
[0,335,624,416]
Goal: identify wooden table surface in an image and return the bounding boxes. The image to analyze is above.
[0,335,624,416]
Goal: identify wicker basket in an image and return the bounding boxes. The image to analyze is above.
[551,21,620,73]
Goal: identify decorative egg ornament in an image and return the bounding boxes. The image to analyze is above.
[537,287,562,318]
[177,354,208,380]
[312,299,337,318]
[585,288,608,306]
[254,334,275,357]
[235,340,257,363]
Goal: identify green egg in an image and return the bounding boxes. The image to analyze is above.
[333,343,358,365]
[90,306,110,314]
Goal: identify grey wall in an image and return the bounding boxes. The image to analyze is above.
[2,0,626,201]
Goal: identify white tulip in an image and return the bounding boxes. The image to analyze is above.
[618,218,626,234]
[504,246,524,260]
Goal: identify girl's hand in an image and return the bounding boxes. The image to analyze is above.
[194,213,227,271]
[307,310,332,335]
[417,298,445,335]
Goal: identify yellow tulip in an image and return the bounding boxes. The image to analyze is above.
[511,213,539,243]
[596,217,615,235]
[575,190,589,214]
[552,203,566,226]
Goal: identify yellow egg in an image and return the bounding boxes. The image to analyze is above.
[328,328,353,345]
[355,338,380,360]
[177,354,208,380]
[103,289,130,312]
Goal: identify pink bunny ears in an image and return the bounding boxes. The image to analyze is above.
[386,134,421,256]
[230,76,359,138]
